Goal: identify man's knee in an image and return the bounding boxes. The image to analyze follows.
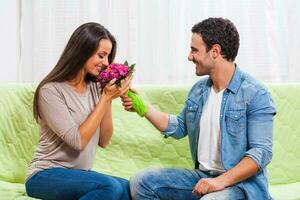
[130,169,158,199]
[200,193,218,200]
[200,187,245,200]
[130,170,149,197]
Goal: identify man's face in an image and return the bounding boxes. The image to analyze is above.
[188,33,214,76]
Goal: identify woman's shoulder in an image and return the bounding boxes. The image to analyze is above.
[41,81,65,88]
[39,82,65,97]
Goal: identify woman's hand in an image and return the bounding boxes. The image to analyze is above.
[119,75,133,96]
[102,78,120,101]
[102,76,133,101]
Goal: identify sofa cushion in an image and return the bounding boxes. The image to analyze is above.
[269,182,300,200]
[1,83,300,199]
[0,180,31,200]
[0,84,38,184]
[267,84,300,186]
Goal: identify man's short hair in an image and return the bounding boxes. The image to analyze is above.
[192,17,239,61]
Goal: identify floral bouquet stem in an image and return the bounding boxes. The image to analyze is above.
[126,89,148,117]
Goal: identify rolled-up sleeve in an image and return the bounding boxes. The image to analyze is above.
[162,106,188,140]
[39,86,82,151]
[244,89,276,170]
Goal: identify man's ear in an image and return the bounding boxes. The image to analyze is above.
[211,44,221,59]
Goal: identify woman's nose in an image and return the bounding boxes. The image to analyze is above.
[103,57,109,66]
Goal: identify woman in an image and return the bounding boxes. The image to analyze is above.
[25,22,132,200]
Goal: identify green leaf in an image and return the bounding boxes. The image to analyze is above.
[116,80,122,88]
[124,60,129,66]
[130,64,136,69]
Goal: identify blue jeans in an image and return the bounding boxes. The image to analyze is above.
[25,168,131,200]
[130,168,245,200]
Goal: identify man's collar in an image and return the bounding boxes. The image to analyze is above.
[206,65,243,94]
[227,65,242,94]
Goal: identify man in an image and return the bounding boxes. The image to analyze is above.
[121,17,276,200]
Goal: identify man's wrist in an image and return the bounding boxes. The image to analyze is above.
[215,175,230,188]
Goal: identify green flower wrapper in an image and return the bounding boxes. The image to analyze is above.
[98,60,147,116]
[126,89,148,117]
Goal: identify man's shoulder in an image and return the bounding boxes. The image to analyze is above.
[238,69,276,114]
[239,70,269,94]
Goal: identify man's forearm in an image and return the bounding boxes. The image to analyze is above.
[216,156,259,187]
[145,104,169,132]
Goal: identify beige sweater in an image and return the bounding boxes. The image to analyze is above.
[26,81,100,181]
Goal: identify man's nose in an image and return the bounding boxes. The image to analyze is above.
[188,53,193,61]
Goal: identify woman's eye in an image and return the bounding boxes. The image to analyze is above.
[98,54,104,59]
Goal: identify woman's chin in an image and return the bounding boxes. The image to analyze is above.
[86,72,99,80]
[90,70,99,77]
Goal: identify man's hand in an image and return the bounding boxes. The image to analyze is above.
[192,178,225,196]
[120,88,138,112]
[121,95,134,112]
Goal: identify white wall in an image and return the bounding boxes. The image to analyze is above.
[0,0,20,82]
[1,0,300,84]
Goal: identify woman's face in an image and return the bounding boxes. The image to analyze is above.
[84,39,113,77]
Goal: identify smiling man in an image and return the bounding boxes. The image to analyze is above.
[122,17,276,200]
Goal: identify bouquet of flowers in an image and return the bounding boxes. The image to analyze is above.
[97,61,148,117]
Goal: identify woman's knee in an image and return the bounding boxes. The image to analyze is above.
[105,178,126,198]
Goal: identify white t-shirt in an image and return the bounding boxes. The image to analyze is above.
[197,87,226,173]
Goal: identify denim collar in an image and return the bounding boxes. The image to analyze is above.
[227,65,243,94]
[205,65,243,94]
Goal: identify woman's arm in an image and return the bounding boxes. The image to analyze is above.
[79,93,113,149]
[98,101,113,148]
[79,78,131,149]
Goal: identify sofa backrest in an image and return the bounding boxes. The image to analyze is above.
[0,83,299,186]
[0,84,38,183]
[266,84,300,185]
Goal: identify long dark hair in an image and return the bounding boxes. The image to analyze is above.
[33,22,117,121]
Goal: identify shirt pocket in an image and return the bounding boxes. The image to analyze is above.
[225,110,246,135]
[186,99,199,123]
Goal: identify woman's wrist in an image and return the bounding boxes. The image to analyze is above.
[101,93,113,104]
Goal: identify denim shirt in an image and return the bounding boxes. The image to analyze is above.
[163,66,276,200]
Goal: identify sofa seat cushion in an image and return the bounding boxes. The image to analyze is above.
[270,182,300,200]
[0,180,34,199]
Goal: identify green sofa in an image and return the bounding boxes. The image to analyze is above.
[0,83,300,199]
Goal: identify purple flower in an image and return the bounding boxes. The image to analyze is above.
[97,61,135,89]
